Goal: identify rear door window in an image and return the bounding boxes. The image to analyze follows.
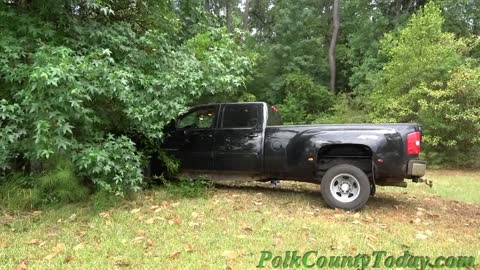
[267,105,283,126]
[222,104,259,128]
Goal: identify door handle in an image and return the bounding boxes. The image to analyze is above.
[247,133,259,138]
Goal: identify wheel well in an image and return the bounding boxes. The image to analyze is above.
[316,144,373,180]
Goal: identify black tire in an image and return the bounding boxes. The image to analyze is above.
[320,164,371,210]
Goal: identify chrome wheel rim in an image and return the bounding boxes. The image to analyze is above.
[329,173,360,203]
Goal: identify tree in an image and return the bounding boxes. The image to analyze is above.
[226,0,232,32]
[0,1,254,193]
[246,0,332,104]
[243,0,250,31]
[370,2,477,165]
[328,0,340,92]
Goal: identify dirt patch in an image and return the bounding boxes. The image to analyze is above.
[214,180,480,232]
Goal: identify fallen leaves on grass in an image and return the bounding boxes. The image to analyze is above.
[253,201,263,206]
[145,218,155,224]
[44,253,58,260]
[44,243,66,260]
[0,242,8,248]
[168,216,182,225]
[130,208,141,214]
[222,250,237,260]
[146,239,154,247]
[167,251,181,259]
[185,243,194,253]
[28,239,39,245]
[15,258,28,270]
[416,230,433,240]
[366,234,378,242]
[188,221,200,228]
[415,233,429,240]
[133,236,145,243]
[114,259,130,267]
[98,212,110,218]
[362,214,374,223]
[243,226,253,234]
[330,240,344,250]
[273,235,283,247]
[69,214,77,221]
[377,223,387,229]
[64,255,74,264]
[411,218,422,224]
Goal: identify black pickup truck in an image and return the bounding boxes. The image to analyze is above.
[160,102,427,210]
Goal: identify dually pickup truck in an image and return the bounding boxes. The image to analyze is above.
[159,102,427,210]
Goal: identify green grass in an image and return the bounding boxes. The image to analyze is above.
[379,170,480,204]
[0,170,479,269]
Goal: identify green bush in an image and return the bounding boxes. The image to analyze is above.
[0,4,254,195]
[0,161,89,210]
[31,164,89,206]
[412,67,480,166]
[0,173,35,211]
[369,2,480,167]
[73,135,143,196]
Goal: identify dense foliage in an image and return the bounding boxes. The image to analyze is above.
[0,0,254,195]
[1,0,480,201]
[243,0,480,166]
[370,2,480,165]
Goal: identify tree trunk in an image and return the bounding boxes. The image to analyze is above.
[328,0,340,92]
[204,0,210,12]
[226,0,232,32]
[214,0,220,16]
[243,0,250,31]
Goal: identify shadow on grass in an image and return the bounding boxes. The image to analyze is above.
[213,181,413,210]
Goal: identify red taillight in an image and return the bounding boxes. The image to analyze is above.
[406,131,421,155]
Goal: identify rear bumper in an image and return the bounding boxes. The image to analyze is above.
[407,160,427,177]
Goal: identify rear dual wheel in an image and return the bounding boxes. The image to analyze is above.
[320,164,371,210]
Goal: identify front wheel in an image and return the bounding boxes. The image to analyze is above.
[320,164,371,210]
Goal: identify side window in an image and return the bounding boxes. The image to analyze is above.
[222,104,259,128]
[177,107,217,129]
[267,105,283,126]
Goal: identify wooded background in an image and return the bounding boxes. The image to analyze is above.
[1,0,479,197]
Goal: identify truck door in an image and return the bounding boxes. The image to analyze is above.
[214,103,263,172]
[163,105,218,170]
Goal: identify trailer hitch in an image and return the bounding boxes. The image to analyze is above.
[413,177,433,188]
